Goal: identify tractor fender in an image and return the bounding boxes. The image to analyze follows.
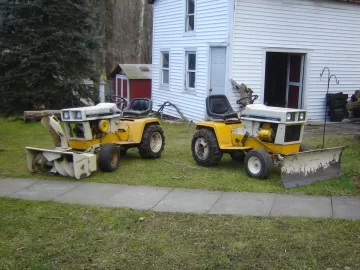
[120,118,161,143]
[195,121,240,149]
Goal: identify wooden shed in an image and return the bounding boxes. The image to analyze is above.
[110,64,152,103]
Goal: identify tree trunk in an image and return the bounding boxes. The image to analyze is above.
[137,0,146,62]
[103,0,115,77]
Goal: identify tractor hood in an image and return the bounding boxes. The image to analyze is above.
[240,104,307,124]
[61,103,121,122]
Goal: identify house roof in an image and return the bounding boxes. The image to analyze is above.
[111,64,152,80]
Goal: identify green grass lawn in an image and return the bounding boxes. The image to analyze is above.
[0,119,359,196]
[0,197,359,270]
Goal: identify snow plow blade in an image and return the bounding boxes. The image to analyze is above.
[26,147,97,180]
[281,147,344,188]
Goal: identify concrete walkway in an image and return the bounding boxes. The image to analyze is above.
[1,178,359,220]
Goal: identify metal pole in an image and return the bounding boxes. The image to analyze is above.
[320,68,339,148]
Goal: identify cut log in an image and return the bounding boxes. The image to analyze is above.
[355,90,360,99]
[346,98,360,111]
[24,110,61,122]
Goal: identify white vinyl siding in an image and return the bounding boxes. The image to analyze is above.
[231,0,360,121]
[152,0,230,122]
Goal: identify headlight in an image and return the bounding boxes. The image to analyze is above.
[63,111,70,119]
[286,113,292,121]
[299,112,305,121]
[75,111,82,120]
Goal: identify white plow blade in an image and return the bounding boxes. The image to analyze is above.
[281,147,344,188]
[26,147,97,180]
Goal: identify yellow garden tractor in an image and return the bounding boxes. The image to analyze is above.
[26,98,165,179]
[191,95,344,188]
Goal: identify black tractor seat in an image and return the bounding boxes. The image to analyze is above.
[206,95,239,120]
[122,98,153,117]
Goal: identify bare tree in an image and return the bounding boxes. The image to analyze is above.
[103,0,153,77]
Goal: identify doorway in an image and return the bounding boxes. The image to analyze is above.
[264,52,305,109]
[209,47,227,95]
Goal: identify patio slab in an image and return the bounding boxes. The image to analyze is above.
[153,189,222,213]
[270,194,332,218]
[55,182,125,205]
[209,192,276,216]
[0,178,40,196]
[332,196,360,220]
[102,185,172,210]
[2,178,360,220]
[11,180,83,201]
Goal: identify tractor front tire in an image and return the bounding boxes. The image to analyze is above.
[230,151,245,162]
[244,149,272,179]
[191,128,223,167]
[138,125,165,158]
[98,144,120,172]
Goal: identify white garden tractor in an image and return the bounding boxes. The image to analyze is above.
[26,98,165,179]
[191,95,344,188]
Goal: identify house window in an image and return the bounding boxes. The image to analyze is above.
[186,0,195,32]
[161,52,169,85]
[186,52,196,89]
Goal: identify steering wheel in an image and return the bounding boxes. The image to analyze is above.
[236,95,259,107]
[113,96,127,110]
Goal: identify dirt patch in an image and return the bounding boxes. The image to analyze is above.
[304,122,360,136]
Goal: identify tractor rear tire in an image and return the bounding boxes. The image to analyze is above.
[98,144,120,172]
[192,128,223,167]
[230,151,245,162]
[138,125,165,158]
[244,149,272,179]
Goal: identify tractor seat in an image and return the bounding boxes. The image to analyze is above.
[122,98,153,117]
[206,95,239,120]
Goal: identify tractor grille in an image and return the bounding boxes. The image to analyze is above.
[284,125,301,142]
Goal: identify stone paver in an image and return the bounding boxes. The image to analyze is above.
[102,186,171,210]
[153,189,222,213]
[12,180,83,201]
[332,196,360,220]
[55,182,125,205]
[0,178,40,196]
[1,178,360,220]
[209,192,276,216]
[270,194,332,218]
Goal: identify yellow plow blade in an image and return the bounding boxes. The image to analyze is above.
[26,147,97,180]
[281,147,344,188]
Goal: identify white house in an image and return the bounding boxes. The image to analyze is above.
[149,0,360,122]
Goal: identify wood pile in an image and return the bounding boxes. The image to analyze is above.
[326,92,349,122]
[346,90,360,112]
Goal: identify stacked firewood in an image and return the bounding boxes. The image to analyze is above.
[326,92,349,122]
[346,90,360,119]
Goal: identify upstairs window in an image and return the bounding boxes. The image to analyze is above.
[161,52,169,85]
[186,52,196,89]
[186,0,195,32]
